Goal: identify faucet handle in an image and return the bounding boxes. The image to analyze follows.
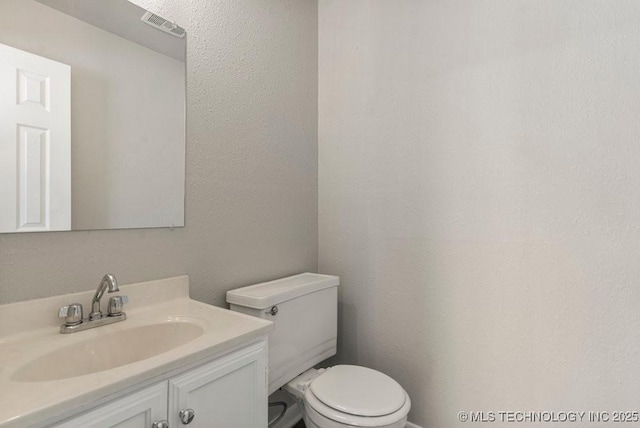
[59,303,83,326]
[108,295,128,317]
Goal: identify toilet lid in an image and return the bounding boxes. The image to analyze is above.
[309,365,406,417]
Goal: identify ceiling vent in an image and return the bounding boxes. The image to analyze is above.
[141,11,185,38]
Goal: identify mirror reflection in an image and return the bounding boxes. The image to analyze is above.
[0,0,186,233]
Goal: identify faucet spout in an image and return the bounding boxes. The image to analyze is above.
[90,274,119,320]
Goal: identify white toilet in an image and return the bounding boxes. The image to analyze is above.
[227,273,411,428]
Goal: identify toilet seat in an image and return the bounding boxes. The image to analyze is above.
[303,365,411,427]
[310,365,406,416]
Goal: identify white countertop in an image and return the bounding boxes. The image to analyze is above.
[0,276,272,427]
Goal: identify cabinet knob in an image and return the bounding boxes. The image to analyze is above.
[179,408,195,424]
[152,420,169,428]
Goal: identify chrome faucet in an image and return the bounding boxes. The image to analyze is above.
[90,273,119,320]
[58,274,128,334]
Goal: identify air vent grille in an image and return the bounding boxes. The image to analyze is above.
[170,27,186,37]
[141,11,185,39]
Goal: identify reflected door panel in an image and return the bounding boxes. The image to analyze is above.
[0,42,71,233]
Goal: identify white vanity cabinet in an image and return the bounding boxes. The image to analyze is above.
[54,341,267,428]
[53,383,168,428]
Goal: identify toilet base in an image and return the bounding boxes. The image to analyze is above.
[269,389,303,428]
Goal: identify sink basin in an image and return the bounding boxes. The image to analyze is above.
[12,321,204,382]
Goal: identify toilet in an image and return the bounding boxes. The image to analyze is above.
[227,273,411,428]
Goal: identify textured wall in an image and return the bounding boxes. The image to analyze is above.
[0,0,318,305]
[319,1,640,426]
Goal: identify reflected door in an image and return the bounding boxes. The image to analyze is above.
[0,42,70,233]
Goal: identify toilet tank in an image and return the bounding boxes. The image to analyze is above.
[227,273,338,394]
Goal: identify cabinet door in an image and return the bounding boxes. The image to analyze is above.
[169,341,268,428]
[54,383,168,428]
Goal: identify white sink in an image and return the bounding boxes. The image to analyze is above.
[0,276,273,428]
[12,320,204,382]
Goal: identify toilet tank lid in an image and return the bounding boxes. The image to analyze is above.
[226,273,339,309]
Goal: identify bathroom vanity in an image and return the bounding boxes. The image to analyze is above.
[0,276,272,428]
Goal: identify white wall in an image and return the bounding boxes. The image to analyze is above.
[0,0,317,305]
[0,0,185,230]
[319,1,640,426]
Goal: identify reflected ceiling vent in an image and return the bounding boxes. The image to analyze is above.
[141,11,185,38]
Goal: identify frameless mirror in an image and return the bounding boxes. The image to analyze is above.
[0,0,185,233]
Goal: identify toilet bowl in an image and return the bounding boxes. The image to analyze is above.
[285,366,410,428]
[227,273,411,428]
